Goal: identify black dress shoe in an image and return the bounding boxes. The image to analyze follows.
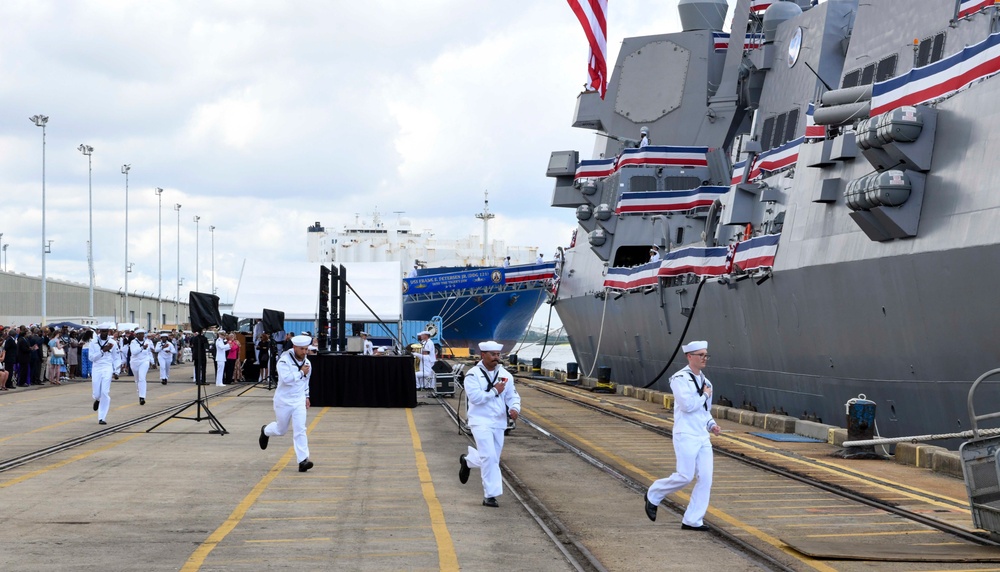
[93,400,100,411]
[139,398,145,405]
[98,420,107,425]
[644,497,658,522]
[459,454,470,484]
[681,523,710,531]
[482,497,499,508]
[161,380,167,385]
[298,459,313,472]
[259,425,269,450]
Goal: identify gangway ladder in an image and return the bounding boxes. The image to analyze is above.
[960,367,1000,538]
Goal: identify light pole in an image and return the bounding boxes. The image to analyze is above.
[209,225,215,295]
[174,203,182,326]
[155,187,164,327]
[122,164,131,321]
[193,215,200,292]
[78,143,95,317]
[30,115,48,324]
[2,244,7,272]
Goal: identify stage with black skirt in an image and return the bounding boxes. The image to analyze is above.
[309,354,417,408]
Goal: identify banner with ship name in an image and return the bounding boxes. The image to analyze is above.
[615,186,727,214]
[604,235,780,290]
[403,263,556,295]
[871,31,1000,116]
[959,0,996,19]
[574,145,710,181]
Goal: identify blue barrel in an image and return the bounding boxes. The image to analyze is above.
[847,396,876,442]
[566,362,579,380]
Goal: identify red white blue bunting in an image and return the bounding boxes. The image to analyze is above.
[574,145,709,181]
[615,186,727,214]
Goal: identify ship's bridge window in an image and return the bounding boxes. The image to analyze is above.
[628,175,657,192]
[613,245,655,268]
[758,109,800,151]
[917,32,946,67]
[842,54,898,89]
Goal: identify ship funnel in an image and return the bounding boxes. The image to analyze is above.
[678,0,728,31]
[763,1,803,44]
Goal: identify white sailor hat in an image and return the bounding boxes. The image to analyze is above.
[291,335,312,347]
[307,345,317,351]
[682,340,708,353]
[135,328,146,334]
[417,330,431,337]
[478,340,503,352]
[360,332,368,337]
[640,126,649,135]
[160,332,170,337]
[96,322,115,330]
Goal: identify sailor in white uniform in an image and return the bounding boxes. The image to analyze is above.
[154,332,176,384]
[88,323,121,425]
[214,334,231,386]
[413,331,436,391]
[361,332,374,356]
[258,335,314,472]
[129,329,154,405]
[458,340,521,507]
[536,253,544,264]
[639,125,650,148]
[644,340,720,530]
[649,245,661,263]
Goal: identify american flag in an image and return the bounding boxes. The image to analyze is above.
[567,0,608,99]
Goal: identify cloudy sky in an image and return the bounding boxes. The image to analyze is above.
[1,0,686,310]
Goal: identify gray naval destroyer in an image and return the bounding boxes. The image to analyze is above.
[546,0,1000,441]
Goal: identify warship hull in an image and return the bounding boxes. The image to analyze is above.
[550,0,1000,442]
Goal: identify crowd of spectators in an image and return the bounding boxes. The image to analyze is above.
[0,325,198,389]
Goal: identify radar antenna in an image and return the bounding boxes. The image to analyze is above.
[475,190,495,265]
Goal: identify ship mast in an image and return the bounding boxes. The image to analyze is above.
[475,190,495,265]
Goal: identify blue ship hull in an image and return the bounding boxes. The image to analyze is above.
[403,287,547,352]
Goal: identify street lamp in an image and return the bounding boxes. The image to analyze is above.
[2,244,8,272]
[209,225,215,295]
[122,164,131,321]
[30,114,48,324]
[78,143,95,317]
[155,187,164,327]
[174,203,182,326]
[193,215,200,292]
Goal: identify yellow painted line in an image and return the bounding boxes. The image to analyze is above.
[806,529,938,538]
[248,516,339,521]
[0,433,143,489]
[524,407,837,572]
[245,537,331,544]
[767,513,881,519]
[181,407,329,572]
[406,408,459,571]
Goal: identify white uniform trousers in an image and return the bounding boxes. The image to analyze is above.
[92,367,113,421]
[465,425,506,498]
[646,436,714,527]
[158,355,171,381]
[131,359,149,399]
[215,358,226,385]
[264,400,310,463]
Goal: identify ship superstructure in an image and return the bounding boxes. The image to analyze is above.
[547,0,1000,440]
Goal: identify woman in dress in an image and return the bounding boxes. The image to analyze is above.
[80,329,93,379]
[225,333,240,384]
[47,333,64,385]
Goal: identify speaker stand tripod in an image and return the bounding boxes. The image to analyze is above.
[146,381,228,434]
